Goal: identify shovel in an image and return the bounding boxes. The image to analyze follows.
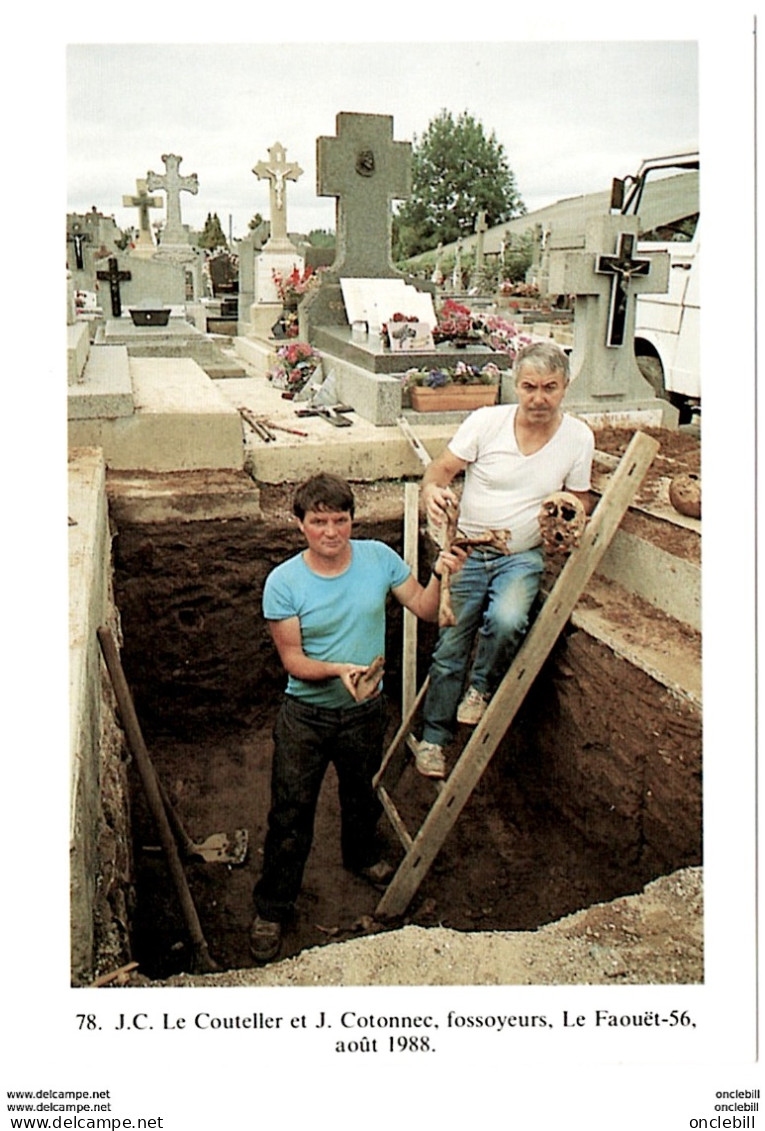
[151,776,248,865]
[97,626,221,974]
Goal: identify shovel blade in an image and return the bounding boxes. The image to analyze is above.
[189,829,248,865]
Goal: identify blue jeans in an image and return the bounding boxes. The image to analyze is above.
[253,694,387,922]
[422,546,544,746]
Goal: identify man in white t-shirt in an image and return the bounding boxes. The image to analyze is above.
[416,341,595,779]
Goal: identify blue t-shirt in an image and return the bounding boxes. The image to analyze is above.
[262,539,411,708]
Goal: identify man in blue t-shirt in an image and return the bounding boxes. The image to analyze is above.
[250,472,464,963]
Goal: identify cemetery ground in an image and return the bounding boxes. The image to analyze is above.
[101,427,701,988]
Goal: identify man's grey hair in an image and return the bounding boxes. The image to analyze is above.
[513,341,570,385]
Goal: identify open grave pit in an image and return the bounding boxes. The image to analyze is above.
[84,426,701,985]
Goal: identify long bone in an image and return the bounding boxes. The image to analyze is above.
[436,501,512,627]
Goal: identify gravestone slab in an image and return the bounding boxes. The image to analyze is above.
[68,322,91,384]
[68,345,134,419]
[340,278,436,330]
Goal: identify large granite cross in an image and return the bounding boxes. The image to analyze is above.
[317,112,411,277]
[253,142,303,246]
[122,178,162,250]
[548,214,670,409]
[96,256,132,317]
[146,154,198,245]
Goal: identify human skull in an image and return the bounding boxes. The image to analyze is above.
[668,473,701,519]
[538,492,587,554]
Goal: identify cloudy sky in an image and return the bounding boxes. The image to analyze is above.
[67,41,698,241]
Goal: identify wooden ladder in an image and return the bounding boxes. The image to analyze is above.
[373,429,659,919]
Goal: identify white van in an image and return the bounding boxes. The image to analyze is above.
[611,151,700,422]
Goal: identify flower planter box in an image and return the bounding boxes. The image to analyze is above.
[410,385,498,413]
[129,308,171,327]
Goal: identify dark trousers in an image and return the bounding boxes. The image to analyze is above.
[253,694,387,922]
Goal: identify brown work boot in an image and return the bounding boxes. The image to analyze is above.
[249,914,282,964]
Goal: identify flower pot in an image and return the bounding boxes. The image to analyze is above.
[129,308,171,327]
[410,385,498,413]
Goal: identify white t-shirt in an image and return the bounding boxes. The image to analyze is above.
[448,404,595,552]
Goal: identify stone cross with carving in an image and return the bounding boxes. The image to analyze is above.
[122,178,162,249]
[595,231,651,347]
[146,154,198,245]
[548,215,669,404]
[317,112,411,277]
[253,142,303,245]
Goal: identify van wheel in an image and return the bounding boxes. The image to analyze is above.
[636,354,666,397]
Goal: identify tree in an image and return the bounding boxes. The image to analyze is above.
[198,212,228,249]
[393,109,525,260]
[306,229,335,248]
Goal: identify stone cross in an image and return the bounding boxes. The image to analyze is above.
[253,142,303,246]
[317,112,411,277]
[471,209,490,293]
[146,154,199,245]
[548,215,669,404]
[452,240,463,291]
[431,242,444,285]
[96,256,132,317]
[474,210,487,272]
[595,231,651,347]
[122,178,162,250]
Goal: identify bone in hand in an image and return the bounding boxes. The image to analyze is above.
[436,504,512,627]
[351,655,385,700]
[437,498,460,627]
[452,529,512,553]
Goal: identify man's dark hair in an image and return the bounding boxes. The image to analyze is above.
[293,473,355,520]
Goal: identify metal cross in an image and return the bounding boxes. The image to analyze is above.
[96,256,132,317]
[67,224,91,271]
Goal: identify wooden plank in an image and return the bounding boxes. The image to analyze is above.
[402,482,420,720]
[373,676,430,792]
[397,415,433,468]
[376,430,660,919]
[378,786,414,851]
